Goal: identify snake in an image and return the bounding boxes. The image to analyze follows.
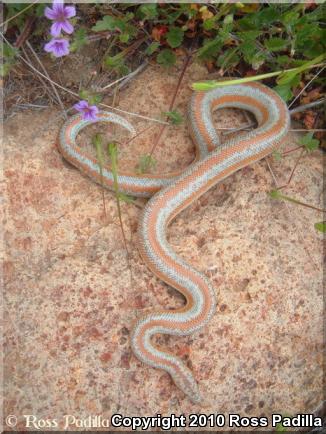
[58,82,290,404]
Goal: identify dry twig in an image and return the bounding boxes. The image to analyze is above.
[26,41,67,118]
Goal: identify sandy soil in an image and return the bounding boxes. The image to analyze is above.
[3,61,324,431]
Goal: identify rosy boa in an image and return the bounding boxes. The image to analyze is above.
[58,82,290,403]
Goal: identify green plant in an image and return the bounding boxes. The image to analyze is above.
[162,110,183,125]
[1,43,18,77]
[314,222,326,233]
[298,132,320,152]
[70,28,88,52]
[192,54,325,91]
[275,421,287,432]
[2,2,46,76]
[4,2,325,96]
[137,154,157,174]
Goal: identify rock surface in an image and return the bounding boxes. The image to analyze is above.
[3,62,324,431]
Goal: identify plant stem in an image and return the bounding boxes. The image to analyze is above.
[281,145,303,156]
[273,191,325,213]
[278,148,305,189]
[289,98,325,114]
[93,134,107,220]
[26,41,67,119]
[288,66,325,109]
[108,143,131,266]
[0,32,169,125]
[192,57,325,90]
[149,53,192,156]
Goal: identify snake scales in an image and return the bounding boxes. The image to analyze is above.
[58,82,290,403]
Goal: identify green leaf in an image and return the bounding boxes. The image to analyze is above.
[105,52,124,68]
[166,26,184,49]
[35,4,46,17]
[217,48,239,70]
[161,9,183,25]
[219,23,233,43]
[163,110,183,125]
[275,55,292,67]
[295,23,323,50]
[305,5,325,22]
[223,14,233,25]
[314,222,326,233]
[70,28,88,52]
[157,49,176,68]
[264,37,288,52]
[238,6,278,29]
[89,94,102,105]
[124,12,134,22]
[274,83,293,102]
[251,52,267,70]
[119,64,130,76]
[77,90,101,106]
[104,52,129,76]
[91,13,136,37]
[3,43,18,59]
[5,3,34,28]
[79,89,89,100]
[239,39,256,64]
[197,37,223,61]
[203,16,218,31]
[119,33,130,43]
[1,43,19,77]
[237,15,256,31]
[181,3,197,19]
[145,42,160,55]
[238,30,260,41]
[139,4,158,20]
[298,132,320,152]
[92,15,116,32]
[257,6,279,26]
[274,73,300,102]
[281,10,300,27]
[123,23,137,40]
[277,71,298,85]
[277,54,325,85]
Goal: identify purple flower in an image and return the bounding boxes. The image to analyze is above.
[44,38,70,57]
[44,0,76,37]
[73,100,99,121]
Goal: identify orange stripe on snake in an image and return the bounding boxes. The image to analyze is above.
[58,83,290,403]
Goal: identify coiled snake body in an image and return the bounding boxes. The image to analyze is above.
[59,82,290,403]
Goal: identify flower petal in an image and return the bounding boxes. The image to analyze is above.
[90,105,99,115]
[50,21,63,37]
[44,38,70,57]
[44,40,55,53]
[54,41,70,57]
[73,100,89,111]
[52,2,64,17]
[63,5,76,19]
[61,20,74,35]
[44,6,57,20]
[84,111,98,121]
